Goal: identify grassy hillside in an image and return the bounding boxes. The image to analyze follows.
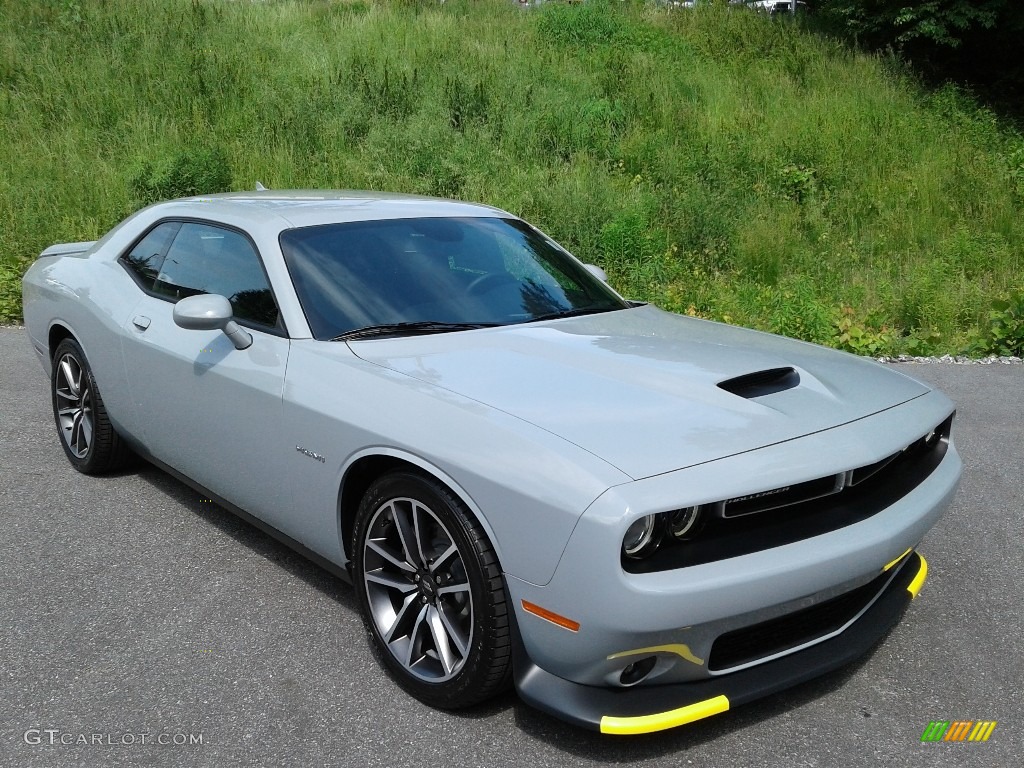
[2,0,1022,355]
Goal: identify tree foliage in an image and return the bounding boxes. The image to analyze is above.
[818,1,1024,111]
[819,0,1001,48]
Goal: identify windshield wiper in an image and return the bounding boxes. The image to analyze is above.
[331,321,500,341]
[526,306,617,323]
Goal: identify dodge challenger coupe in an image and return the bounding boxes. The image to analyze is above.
[22,190,961,734]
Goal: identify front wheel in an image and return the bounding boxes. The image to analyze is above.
[353,471,512,708]
[51,338,132,474]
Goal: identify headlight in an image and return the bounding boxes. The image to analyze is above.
[618,518,659,561]
[667,506,702,540]
[622,506,706,562]
[622,514,662,559]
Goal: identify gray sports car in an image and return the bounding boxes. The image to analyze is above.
[22,191,961,734]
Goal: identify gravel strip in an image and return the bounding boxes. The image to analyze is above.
[877,354,1023,364]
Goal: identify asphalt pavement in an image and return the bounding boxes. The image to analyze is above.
[0,327,1020,767]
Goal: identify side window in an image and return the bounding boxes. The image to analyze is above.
[153,222,279,328]
[120,221,181,289]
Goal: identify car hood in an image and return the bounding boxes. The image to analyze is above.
[349,305,930,479]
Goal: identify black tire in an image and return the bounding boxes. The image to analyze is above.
[353,471,512,709]
[50,338,133,474]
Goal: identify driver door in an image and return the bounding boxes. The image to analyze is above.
[118,220,294,533]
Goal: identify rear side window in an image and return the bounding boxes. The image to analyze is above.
[121,221,180,285]
[122,221,280,329]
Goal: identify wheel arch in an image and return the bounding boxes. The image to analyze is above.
[338,449,504,569]
[47,322,77,364]
[47,326,134,474]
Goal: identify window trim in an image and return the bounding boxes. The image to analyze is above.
[118,217,288,337]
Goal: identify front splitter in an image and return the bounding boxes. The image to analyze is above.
[513,552,926,734]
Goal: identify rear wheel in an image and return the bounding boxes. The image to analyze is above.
[51,338,132,474]
[353,471,512,708]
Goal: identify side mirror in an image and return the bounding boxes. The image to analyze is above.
[173,294,252,350]
[584,264,609,283]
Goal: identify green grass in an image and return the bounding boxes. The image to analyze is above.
[2,0,1022,355]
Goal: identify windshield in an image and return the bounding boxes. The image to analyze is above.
[280,217,628,340]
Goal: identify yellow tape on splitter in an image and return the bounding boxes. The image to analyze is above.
[599,695,730,735]
[907,554,928,598]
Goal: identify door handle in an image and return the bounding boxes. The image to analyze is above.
[132,315,151,331]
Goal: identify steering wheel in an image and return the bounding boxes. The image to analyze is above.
[466,272,516,295]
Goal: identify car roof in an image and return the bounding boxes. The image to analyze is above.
[159,190,513,229]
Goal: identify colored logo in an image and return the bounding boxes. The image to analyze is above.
[921,721,997,742]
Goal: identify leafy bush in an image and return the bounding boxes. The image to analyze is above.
[968,289,1024,356]
[778,164,820,205]
[903,327,944,356]
[834,306,896,356]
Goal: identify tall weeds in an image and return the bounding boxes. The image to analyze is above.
[1,0,1021,354]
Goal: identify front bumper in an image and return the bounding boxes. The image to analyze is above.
[513,552,927,734]
[503,392,958,732]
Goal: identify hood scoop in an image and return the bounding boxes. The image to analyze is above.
[718,367,800,399]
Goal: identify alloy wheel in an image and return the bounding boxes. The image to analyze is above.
[362,496,474,683]
[54,352,93,459]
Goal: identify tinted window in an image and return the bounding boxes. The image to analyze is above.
[280,217,627,340]
[121,221,180,287]
[151,222,279,328]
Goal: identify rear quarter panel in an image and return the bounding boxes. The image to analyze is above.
[23,252,143,438]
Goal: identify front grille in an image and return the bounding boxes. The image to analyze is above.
[720,474,842,518]
[623,413,954,573]
[849,450,900,486]
[708,567,894,671]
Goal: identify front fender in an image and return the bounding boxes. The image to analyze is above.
[279,340,631,585]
